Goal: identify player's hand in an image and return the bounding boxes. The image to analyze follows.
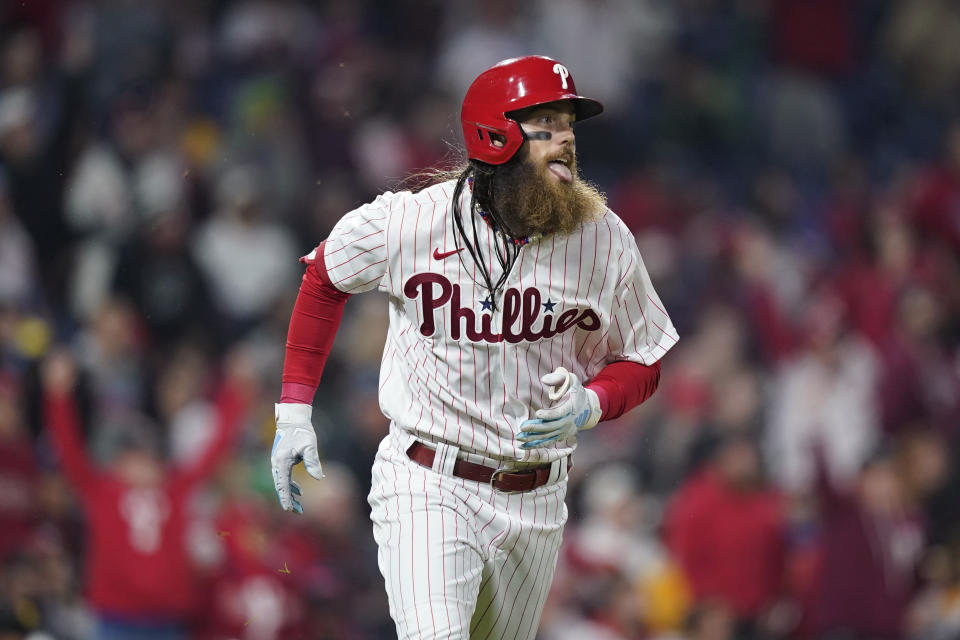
[517,367,601,449]
[271,403,324,514]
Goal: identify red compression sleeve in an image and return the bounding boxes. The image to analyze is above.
[586,360,661,421]
[281,241,351,403]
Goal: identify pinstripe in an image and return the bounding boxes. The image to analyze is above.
[584,324,614,366]
[331,258,388,286]
[453,493,464,633]
[471,538,517,635]
[479,498,532,637]
[438,491,452,633]
[614,256,635,290]
[524,492,558,638]
[326,242,386,269]
[470,221,480,454]
[408,460,423,636]
[423,472,436,634]
[483,223,498,457]
[649,316,675,341]
[517,492,550,639]
[326,223,386,253]
[342,274,382,293]
[575,221,605,361]
[614,311,629,353]
[526,490,565,637]
[391,455,406,627]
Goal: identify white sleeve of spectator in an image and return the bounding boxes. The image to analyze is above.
[607,233,679,365]
[322,192,394,293]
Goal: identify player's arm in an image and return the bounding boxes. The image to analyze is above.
[42,350,102,494]
[516,361,660,448]
[272,241,350,513]
[271,193,392,512]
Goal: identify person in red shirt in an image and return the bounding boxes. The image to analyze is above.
[194,499,308,640]
[664,433,788,639]
[909,122,960,253]
[41,350,245,640]
[0,373,39,561]
[809,442,925,640]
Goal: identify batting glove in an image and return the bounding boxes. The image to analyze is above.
[517,367,602,449]
[271,403,324,514]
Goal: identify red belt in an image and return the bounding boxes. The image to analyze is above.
[406,442,564,493]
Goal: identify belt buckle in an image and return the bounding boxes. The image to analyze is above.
[489,467,526,495]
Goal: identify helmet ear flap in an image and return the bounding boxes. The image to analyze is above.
[498,119,525,161]
[473,126,505,147]
[467,119,524,164]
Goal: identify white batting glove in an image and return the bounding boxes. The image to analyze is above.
[271,403,324,514]
[517,367,602,449]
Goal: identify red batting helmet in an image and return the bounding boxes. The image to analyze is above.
[461,56,603,165]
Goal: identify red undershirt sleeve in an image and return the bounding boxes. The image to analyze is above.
[280,241,351,404]
[586,360,661,421]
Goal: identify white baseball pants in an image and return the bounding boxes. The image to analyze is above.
[368,433,569,640]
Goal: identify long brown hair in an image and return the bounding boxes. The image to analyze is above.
[399,156,525,308]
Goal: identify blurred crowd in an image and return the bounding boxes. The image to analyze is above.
[0,0,959,639]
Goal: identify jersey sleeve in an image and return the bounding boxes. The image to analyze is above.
[607,228,679,365]
[322,191,396,293]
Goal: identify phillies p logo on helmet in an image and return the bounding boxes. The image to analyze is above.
[552,63,569,89]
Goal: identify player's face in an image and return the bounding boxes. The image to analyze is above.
[489,101,604,237]
[516,103,577,185]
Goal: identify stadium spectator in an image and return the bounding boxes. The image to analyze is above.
[665,435,788,639]
[42,349,246,640]
[766,289,880,494]
[192,165,299,340]
[0,374,38,561]
[809,443,925,639]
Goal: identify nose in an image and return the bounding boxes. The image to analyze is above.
[555,127,575,147]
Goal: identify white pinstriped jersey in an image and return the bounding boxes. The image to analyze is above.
[322,179,678,465]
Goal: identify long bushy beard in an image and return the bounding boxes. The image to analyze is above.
[449,146,606,307]
[490,148,606,237]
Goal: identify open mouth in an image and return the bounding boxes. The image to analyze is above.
[546,157,573,183]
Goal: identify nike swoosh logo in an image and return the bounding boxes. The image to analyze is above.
[433,247,464,260]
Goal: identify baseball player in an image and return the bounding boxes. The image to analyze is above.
[271,55,678,639]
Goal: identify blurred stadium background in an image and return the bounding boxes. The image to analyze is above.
[1,0,959,639]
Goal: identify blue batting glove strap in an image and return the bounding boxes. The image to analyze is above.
[517,415,577,449]
[517,432,565,449]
